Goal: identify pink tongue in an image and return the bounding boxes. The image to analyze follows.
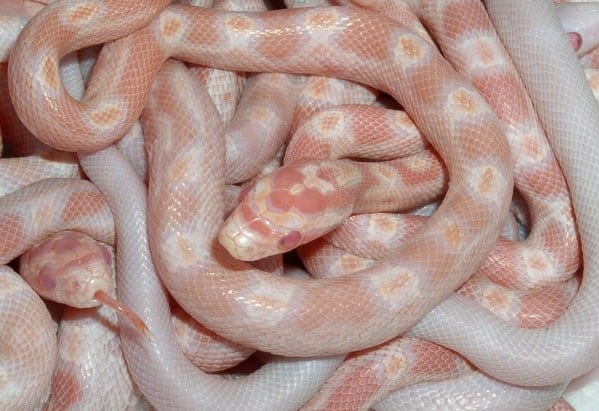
[567,31,583,53]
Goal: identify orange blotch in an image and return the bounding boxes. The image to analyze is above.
[176,236,197,265]
[88,104,122,128]
[478,167,497,194]
[171,155,193,182]
[248,218,273,238]
[256,14,302,59]
[325,361,382,410]
[272,166,306,189]
[225,16,255,32]
[442,222,465,249]
[160,15,184,38]
[442,0,492,40]
[411,339,462,377]
[303,77,331,99]
[339,14,394,61]
[526,253,550,272]
[187,11,219,47]
[378,270,414,297]
[475,40,498,65]
[483,286,511,311]
[0,214,25,257]
[339,253,370,273]
[267,190,295,213]
[451,89,480,114]
[295,188,326,214]
[41,55,60,90]
[65,3,101,24]
[518,288,567,328]
[383,351,408,375]
[472,72,528,125]
[305,9,341,30]
[319,112,344,132]
[240,202,259,224]
[62,191,108,220]
[397,35,424,61]
[50,370,84,409]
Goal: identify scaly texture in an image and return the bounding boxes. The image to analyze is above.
[401,0,599,387]
[0,265,56,410]
[101,5,511,356]
[4,0,597,407]
[79,60,340,410]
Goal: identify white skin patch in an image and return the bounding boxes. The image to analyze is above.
[457,35,504,71]
[325,162,362,189]
[382,349,408,376]
[394,33,427,67]
[467,165,505,200]
[370,266,420,312]
[61,2,104,28]
[585,69,599,100]
[519,131,549,165]
[220,15,255,50]
[446,87,485,117]
[522,248,556,283]
[326,253,372,277]
[314,110,351,145]
[157,10,188,45]
[366,214,399,244]
[253,105,277,126]
[297,164,337,194]
[304,8,342,31]
[86,100,125,130]
[393,111,418,134]
[0,277,20,295]
[161,230,203,271]
[481,284,514,322]
[0,366,13,392]
[63,329,88,363]
[545,193,577,226]
[242,280,293,327]
[438,217,466,250]
[31,206,55,237]
[35,51,61,95]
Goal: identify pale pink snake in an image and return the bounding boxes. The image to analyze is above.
[0,0,598,409]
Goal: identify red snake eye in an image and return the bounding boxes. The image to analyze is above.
[279,230,302,251]
[567,32,583,53]
[38,266,57,291]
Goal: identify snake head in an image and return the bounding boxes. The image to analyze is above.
[218,162,353,261]
[20,230,114,308]
[19,231,149,335]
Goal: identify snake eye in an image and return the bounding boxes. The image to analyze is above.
[38,266,57,291]
[279,230,302,251]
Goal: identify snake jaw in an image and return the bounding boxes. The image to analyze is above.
[218,214,280,262]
